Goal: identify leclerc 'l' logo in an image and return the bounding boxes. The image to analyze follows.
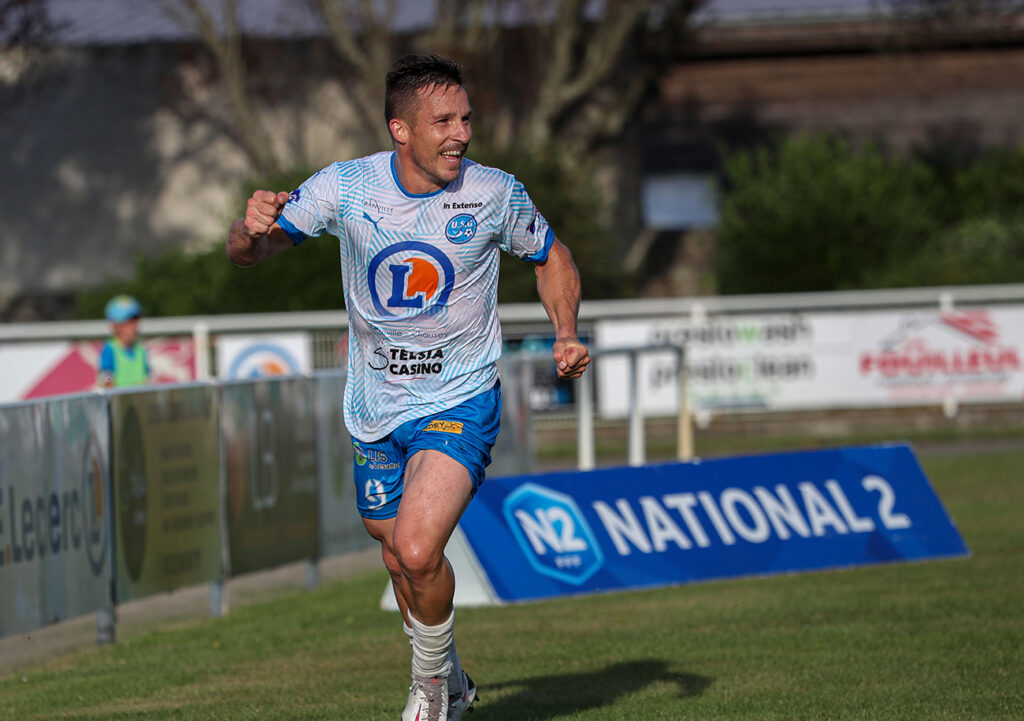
[367,241,455,317]
[502,482,604,585]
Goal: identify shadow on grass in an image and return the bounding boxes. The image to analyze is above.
[475,659,711,720]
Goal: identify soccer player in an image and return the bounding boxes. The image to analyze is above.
[226,54,590,721]
[97,294,151,388]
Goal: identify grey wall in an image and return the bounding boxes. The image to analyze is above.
[0,42,360,309]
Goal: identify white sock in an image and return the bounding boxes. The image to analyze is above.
[408,611,455,681]
[404,620,464,694]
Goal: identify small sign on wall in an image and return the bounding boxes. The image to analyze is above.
[216,333,311,379]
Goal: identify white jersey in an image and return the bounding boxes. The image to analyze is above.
[278,151,554,441]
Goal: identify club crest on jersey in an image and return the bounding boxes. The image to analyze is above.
[445,213,477,244]
[367,241,455,317]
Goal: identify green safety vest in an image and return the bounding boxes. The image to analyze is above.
[109,339,149,387]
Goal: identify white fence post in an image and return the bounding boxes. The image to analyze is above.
[628,350,645,467]
[676,345,693,461]
[576,368,596,471]
[193,321,211,380]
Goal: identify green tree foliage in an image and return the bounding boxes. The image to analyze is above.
[716,135,1024,294]
[76,168,344,319]
[76,150,630,319]
[866,217,1024,288]
[948,147,1024,221]
[715,134,941,294]
[472,146,631,304]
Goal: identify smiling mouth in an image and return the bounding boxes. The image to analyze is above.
[440,147,465,163]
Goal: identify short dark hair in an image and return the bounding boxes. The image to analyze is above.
[385,54,464,123]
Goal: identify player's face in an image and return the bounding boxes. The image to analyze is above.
[403,84,472,193]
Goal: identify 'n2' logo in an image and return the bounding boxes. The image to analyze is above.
[503,483,604,585]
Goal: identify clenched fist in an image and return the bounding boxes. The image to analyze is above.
[553,337,590,379]
[244,190,291,238]
[227,189,294,267]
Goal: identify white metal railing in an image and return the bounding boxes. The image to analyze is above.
[4,284,1024,376]
[509,343,691,471]
[5,284,1024,343]
[573,345,691,470]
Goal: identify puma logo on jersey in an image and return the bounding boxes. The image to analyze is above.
[363,211,383,232]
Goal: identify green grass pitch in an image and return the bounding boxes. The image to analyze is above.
[2,448,1022,720]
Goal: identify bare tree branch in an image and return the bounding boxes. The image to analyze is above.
[0,0,57,47]
[157,0,282,176]
[522,0,699,153]
[152,0,700,174]
[309,0,396,149]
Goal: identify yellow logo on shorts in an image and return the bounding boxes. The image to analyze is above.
[424,420,464,434]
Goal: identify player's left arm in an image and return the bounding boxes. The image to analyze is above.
[535,237,591,379]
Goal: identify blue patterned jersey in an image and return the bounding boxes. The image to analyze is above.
[278,151,554,440]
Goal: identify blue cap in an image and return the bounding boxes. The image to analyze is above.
[104,295,142,323]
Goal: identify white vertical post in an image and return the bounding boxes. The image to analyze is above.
[576,365,595,471]
[210,578,227,617]
[676,345,693,461]
[628,350,645,467]
[304,559,320,591]
[96,607,116,645]
[193,321,211,380]
[943,395,959,419]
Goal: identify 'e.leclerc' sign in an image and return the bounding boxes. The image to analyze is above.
[458,444,968,602]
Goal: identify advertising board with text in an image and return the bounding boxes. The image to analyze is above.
[221,377,319,574]
[0,394,111,637]
[595,307,1024,416]
[458,445,968,602]
[110,385,221,602]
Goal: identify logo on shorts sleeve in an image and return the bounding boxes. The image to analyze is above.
[364,479,387,510]
[353,440,368,465]
[423,420,463,434]
[503,483,604,585]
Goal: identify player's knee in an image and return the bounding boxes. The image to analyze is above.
[394,540,443,583]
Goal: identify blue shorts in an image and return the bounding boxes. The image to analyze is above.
[352,382,501,520]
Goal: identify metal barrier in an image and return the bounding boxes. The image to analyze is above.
[575,345,691,469]
[0,362,543,643]
[504,344,690,471]
[0,374,378,643]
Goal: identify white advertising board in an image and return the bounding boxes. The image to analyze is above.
[216,333,312,379]
[0,339,195,403]
[596,307,1024,417]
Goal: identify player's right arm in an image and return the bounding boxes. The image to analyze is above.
[226,190,296,267]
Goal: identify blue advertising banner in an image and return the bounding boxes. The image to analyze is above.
[458,444,969,602]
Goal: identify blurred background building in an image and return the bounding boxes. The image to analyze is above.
[2,0,1023,320]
